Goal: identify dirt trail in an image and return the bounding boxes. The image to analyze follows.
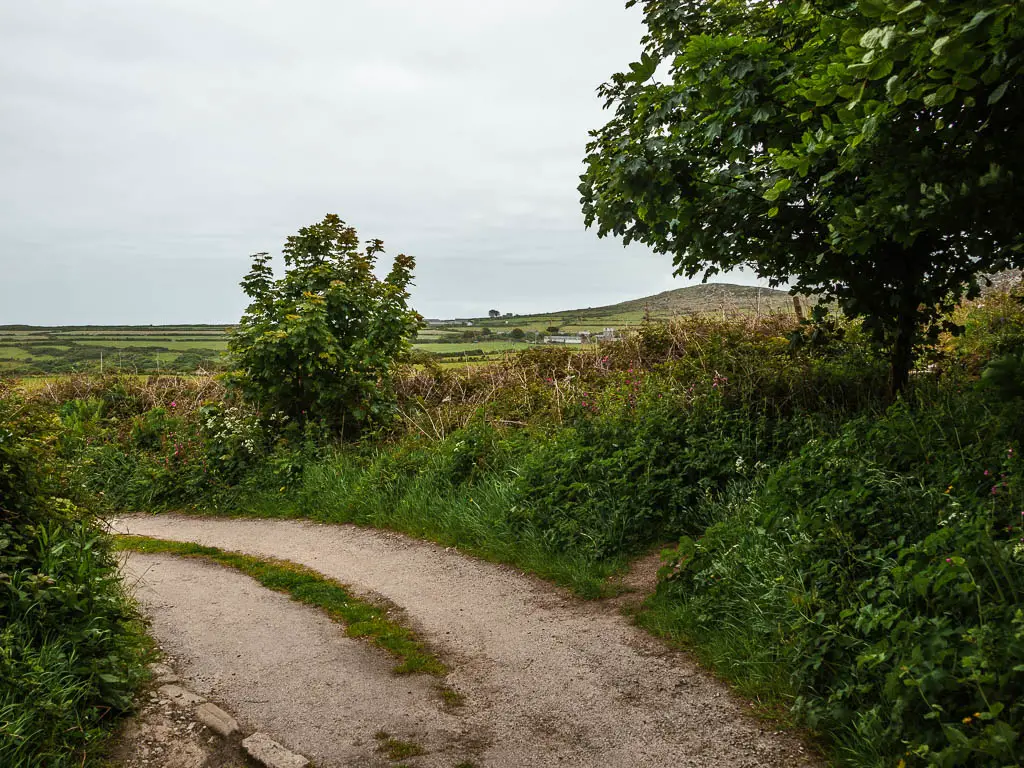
[113,514,818,768]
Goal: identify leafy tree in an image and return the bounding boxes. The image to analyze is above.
[489,309,501,318]
[580,0,1023,392]
[546,326,561,334]
[228,215,421,434]
[510,328,526,340]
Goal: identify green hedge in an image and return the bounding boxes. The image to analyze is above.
[649,386,1024,766]
[0,385,146,767]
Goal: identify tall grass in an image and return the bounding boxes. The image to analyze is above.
[174,439,625,598]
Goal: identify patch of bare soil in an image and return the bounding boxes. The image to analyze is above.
[104,659,246,768]
[112,515,820,768]
[605,546,669,614]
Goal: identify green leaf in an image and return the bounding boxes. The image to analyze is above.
[923,84,956,107]
[858,0,888,18]
[962,9,995,33]
[841,28,863,45]
[978,702,1005,719]
[860,27,887,48]
[942,725,970,747]
[931,36,951,57]
[764,178,793,202]
[988,81,1009,105]
[628,53,658,83]
[868,58,894,80]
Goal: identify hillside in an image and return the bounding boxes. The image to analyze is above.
[448,283,802,334]
[423,283,798,327]
[549,283,796,320]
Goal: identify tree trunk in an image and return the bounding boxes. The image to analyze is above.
[890,307,917,398]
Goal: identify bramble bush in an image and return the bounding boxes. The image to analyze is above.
[514,379,771,559]
[512,330,886,561]
[73,396,303,512]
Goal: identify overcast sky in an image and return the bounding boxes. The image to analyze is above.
[0,1,755,324]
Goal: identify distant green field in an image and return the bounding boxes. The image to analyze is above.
[0,346,38,360]
[413,340,528,354]
[0,325,230,376]
[71,339,229,350]
[0,284,802,376]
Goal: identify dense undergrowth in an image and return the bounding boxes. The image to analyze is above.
[0,384,147,767]
[14,288,1024,767]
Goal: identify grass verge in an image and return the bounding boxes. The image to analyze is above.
[116,535,447,676]
[180,460,625,600]
[374,730,427,760]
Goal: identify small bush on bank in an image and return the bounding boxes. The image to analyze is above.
[227,215,420,436]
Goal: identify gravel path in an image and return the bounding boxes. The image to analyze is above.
[113,514,818,768]
[122,553,466,767]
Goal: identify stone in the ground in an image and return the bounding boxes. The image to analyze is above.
[195,702,240,738]
[159,684,205,709]
[242,733,310,768]
[148,662,179,684]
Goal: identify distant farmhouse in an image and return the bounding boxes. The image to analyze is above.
[424,319,474,327]
[543,335,583,345]
[543,328,616,345]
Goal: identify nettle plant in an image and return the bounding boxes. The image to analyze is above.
[228,215,421,436]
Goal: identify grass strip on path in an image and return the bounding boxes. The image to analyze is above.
[116,534,447,676]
